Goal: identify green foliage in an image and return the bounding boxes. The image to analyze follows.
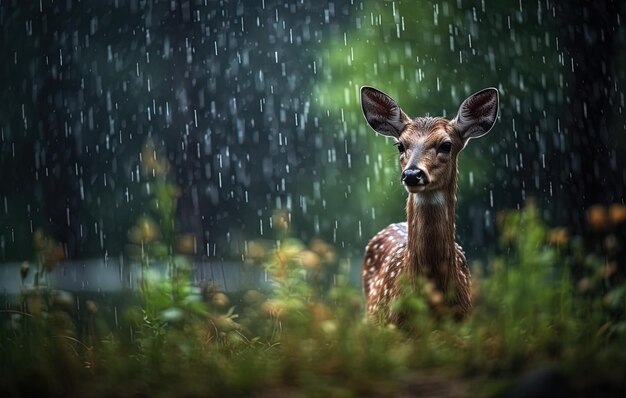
[122,140,249,368]
[468,202,579,373]
[125,141,204,325]
[569,204,626,338]
[247,233,411,395]
[311,0,571,257]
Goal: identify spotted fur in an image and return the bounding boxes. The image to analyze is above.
[359,85,499,324]
[362,218,471,323]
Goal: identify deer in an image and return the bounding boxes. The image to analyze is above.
[360,86,499,324]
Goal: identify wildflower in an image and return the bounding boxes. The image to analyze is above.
[312,303,331,322]
[586,205,607,232]
[320,320,337,335]
[128,217,160,244]
[603,291,617,308]
[26,291,43,315]
[33,229,65,271]
[424,281,444,306]
[272,210,290,232]
[177,234,196,254]
[310,238,336,263]
[497,212,517,243]
[261,299,284,318]
[603,235,618,254]
[547,227,569,246]
[245,241,267,261]
[33,229,47,252]
[608,204,626,225]
[600,262,617,279]
[86,300,98,315]
[139,217,159,242]
[212,292,230,308]
[298,250,321,269]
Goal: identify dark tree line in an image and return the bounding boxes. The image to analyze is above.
[1,0,625,263]
[557,0,626,231]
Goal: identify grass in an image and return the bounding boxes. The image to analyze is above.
[2,156,625,397]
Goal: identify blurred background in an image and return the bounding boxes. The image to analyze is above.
[1,0,625,271]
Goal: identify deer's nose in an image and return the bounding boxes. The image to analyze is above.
[402,167,428,186]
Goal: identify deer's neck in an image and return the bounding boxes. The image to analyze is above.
[404,182,457,290]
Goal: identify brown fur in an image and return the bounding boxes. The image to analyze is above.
[362,119,472,323]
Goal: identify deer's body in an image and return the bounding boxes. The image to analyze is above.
[359,87,499,323]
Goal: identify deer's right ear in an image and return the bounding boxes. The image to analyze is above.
[360,86,411,138]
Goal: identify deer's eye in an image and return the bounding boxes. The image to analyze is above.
[395,142,406,154]
[438,142,452,154]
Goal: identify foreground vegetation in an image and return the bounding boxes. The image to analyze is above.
[2,149,626,397]
[1,200,625,397]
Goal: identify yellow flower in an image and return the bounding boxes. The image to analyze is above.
[604,235,618,254]
[600,262,617,279]
[272,210,290,232]
[311,303,331,322]
[547,227,569,246]
[320,320,337,335]
[33,229,65,271]
[177,234,196,254]
[298,250,321,269]
[245,241,267,261]
[86,300,98,315]
[424,281,444,306]
[139,218,159,241]
[587,205,607,232]
[128,217,160,244]
[261,299,284,318]
[211,292,230,308]
[609,204,626,225]
[310,238,336,263]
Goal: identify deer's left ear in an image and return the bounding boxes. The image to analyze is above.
[453,88,499,142]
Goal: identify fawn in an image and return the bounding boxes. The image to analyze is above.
[360,86,499,323]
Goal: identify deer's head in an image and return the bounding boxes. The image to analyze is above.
[361,86,499,194]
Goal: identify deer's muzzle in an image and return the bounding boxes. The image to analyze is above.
[401,167,428,186]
